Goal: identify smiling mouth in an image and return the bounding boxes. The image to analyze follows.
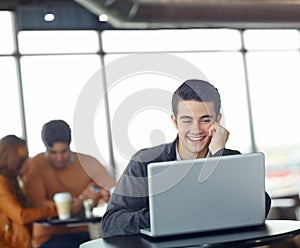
[188,136,205,142]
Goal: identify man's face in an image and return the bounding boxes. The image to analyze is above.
[171,100,221,160]
[46,142,71,170]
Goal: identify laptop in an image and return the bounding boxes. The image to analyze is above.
[140,152,266,238]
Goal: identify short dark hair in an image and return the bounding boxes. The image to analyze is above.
[41,120,71,148]
[172,79,221,117]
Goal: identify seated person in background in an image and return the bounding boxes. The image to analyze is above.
[23,119,116,248]
[0,135,57,248]
[101,79,271,237]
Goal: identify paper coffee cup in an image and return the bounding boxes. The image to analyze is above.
[53,192,72,220]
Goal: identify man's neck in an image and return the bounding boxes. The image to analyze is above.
[176,144,209,160]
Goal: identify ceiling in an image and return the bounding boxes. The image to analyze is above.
[73,0,300,29]
[2,0,300,29]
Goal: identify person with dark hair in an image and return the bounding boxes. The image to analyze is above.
[41,120,72,148]
[23,120,115,248]
[101,79,271,237]
[0,135,57,248]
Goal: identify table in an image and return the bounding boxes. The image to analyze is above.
[36,216,103,239]
[36,216,102,227]
[80,220,300,248]
[35,203,107,227]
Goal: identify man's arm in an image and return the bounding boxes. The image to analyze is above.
[23,159,54,208]
[0,176,57,225]
[77,154,116,190]
[76,154,116,203]
[208,122,230,155]
[77,181,110,207]
[101,156,150,237]
[101,194,149,237]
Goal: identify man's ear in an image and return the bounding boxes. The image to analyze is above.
[216,113,222,123]
[171,114,178,129]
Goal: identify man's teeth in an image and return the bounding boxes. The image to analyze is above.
[189,137,202,141]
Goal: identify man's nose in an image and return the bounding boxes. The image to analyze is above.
[191,121,203,133]
[56,153,64,160]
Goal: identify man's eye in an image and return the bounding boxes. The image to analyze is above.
[201,119,211,123]
[182,120,192,124]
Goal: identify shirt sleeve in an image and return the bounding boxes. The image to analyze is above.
[0,176,57,225]
[210,148,241,157]
[101,157,149,237]
[23,158,54,208]
[76,154,116,190]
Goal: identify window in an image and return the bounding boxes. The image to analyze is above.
[0,11,15,54]
[17,29,112,174]
[102,29,241,53]
[0,12,22,139]
[20,54,108,160]
[101,30,250,177]
[245,30,300,196]
[0,57,23,138]
[2,9,300,196]
[104,54,181,176]
[18,30,100,54]
[244,29,300,50]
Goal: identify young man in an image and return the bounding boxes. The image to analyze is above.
[101,79,271,237]
[23,120,115,248]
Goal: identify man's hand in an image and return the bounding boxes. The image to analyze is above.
[79,182,111,205]
[71,197,83,215]
[208,122,229,155]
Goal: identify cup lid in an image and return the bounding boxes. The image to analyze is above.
[53,192,72,201]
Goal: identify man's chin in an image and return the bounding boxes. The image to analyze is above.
[191,147,209,158]
[52,164,67,170]
[188,143,205,152]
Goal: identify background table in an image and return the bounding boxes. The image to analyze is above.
[36,216,103,239]
[36,216,102,227]
[80,220,300,248]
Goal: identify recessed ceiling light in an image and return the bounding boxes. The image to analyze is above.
[99,14,109,22]
[44,13,55,22]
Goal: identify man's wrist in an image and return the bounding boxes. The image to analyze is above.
[210,147,224,156]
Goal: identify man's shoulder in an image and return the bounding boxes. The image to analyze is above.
[75,152,94,160]
[222,148,241,156]
[138,142,170,154]
[26,153,50,178]
[29,153,47,165]
[74,152,100,165]
[211,148,241,157]
[132,142,174,163]
[28,153,58,173]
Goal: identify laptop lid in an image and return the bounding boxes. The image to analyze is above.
[140,152,266,237]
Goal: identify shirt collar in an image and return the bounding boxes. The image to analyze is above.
[175,144,182,160]
[175,143,210,160]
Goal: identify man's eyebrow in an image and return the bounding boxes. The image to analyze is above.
[180,114,213,119]
[48,150,57,153]
[179,116,193,119]
[200,114,213,119]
